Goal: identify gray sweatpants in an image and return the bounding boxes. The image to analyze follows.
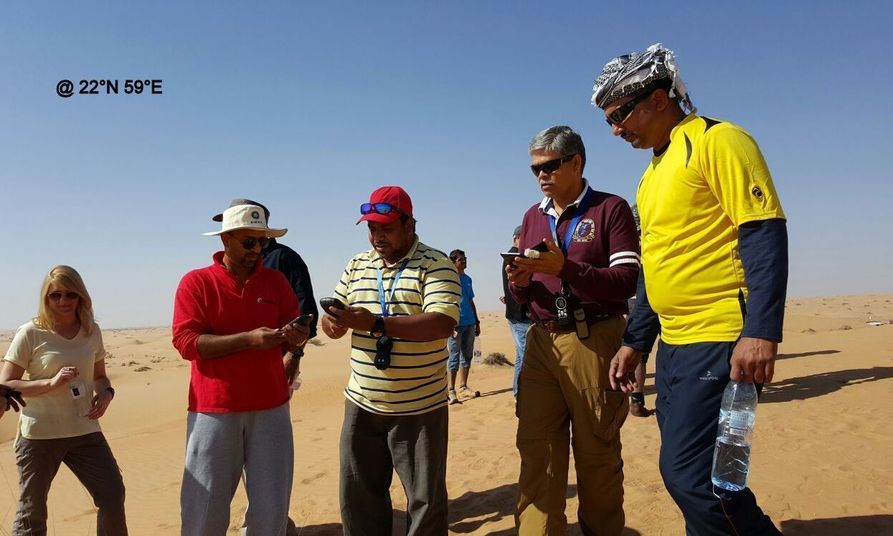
[181,403,293,536]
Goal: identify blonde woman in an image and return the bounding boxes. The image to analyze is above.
[1,265,127,535]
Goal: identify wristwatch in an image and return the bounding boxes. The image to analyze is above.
[371,316,386,337]
[105,386,115,397]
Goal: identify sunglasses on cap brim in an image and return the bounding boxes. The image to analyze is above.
[360,203,403,216]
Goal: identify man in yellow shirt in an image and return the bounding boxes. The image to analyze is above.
[593,44,787,535]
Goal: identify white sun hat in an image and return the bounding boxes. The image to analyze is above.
[203,203,287,237]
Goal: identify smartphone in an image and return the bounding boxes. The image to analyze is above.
[319,297,346,313]
[500,252,524,264]
[530,241,549,252]
[289,314,314,327]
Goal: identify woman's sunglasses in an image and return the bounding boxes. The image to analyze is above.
[48,291,79,301]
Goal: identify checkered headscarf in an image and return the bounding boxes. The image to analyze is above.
[591,43,696,114]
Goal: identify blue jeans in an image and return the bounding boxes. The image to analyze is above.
[508,319,532,397]
[447,324,476,372]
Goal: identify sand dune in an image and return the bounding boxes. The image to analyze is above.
[1,294,891,535]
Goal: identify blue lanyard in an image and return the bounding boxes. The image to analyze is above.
[548,188,592,256]
[376,259,409,317]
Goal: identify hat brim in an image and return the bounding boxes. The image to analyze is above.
[356,213,401,225]
[203,225,287,238]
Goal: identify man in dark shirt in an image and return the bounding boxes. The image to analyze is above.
[506,125,640,535]
[500,225,531,399]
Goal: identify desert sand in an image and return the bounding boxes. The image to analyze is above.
[0,294,891,535]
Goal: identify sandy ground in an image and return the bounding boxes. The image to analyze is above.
[0,294,891,535]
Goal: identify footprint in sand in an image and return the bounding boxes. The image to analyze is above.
[300,471,327,485]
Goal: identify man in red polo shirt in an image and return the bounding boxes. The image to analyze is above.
[507,125,640,535]
[172,201,308,536]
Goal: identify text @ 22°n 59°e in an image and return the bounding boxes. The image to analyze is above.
[56,79,163,98]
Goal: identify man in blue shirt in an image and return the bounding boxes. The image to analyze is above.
[447,249,481,404]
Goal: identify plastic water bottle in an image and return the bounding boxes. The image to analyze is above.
[711,381,758,491]
[69,378,92,417]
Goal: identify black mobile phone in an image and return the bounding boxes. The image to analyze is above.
[530,241,549,252]
[289,314,314,327]
[319,297,346,313]
[500,251,524,264]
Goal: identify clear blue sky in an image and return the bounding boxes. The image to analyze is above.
[1,1,890,329]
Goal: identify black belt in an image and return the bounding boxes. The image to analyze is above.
[535,314,618,334]
[535,321,576,334]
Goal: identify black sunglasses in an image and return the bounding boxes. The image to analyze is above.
[605,90,654,127]
[530,154,576,176]
[374,335,393,370]
[234,235,271,251]
[360,203,403,216]
[48,291,79,301]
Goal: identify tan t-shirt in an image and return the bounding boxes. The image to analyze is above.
[3,321,106,439]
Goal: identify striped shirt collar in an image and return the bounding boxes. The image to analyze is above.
[538,178,591,218]
[368,236,421,268]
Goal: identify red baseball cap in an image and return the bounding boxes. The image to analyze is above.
[356,186,414,225]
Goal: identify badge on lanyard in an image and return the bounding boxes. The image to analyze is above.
[549,187,591,327]
[555,290,571,326]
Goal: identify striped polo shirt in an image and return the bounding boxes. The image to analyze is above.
[333,237,460,415]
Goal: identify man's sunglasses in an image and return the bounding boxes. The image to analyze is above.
[374,335,393,370]
[48,291,79,301]
[235,236,271,251]
[360,202,403,216]
[530,154,576,177]
[605,90,654,127]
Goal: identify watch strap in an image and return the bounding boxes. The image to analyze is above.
[372,316,386,336]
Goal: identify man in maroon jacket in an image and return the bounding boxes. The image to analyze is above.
[172,201,308,536]
[507,125,640,535]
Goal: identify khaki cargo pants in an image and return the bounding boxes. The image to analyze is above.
[515,317,628,536]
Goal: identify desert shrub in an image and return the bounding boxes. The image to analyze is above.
[483,352,513,366]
